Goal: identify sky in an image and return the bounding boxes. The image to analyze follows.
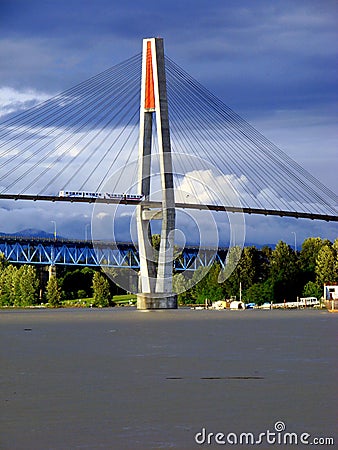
[0,0,337,247]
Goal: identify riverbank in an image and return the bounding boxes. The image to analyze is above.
[1,308,336,449]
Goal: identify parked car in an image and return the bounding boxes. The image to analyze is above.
[246,302,256,309]
[260,302,272,309]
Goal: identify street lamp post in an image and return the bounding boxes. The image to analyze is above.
[50,221,57,278]
[85,224,90,241]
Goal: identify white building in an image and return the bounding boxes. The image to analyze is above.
[230,300,245,310]
[324,285,338,300]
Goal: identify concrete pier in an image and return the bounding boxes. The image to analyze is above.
[136,292,177,309]
[136,38,177,309]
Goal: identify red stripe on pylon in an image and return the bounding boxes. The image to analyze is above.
[145,41,155,110]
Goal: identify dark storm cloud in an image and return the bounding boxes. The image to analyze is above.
[0,0,337,118]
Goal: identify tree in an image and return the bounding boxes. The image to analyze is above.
[333,238,338,254]
[299,237,328,275]
[270,241,300,302]
[92,272,111,307]
[16,265,39,306]
[46,276,62,307]
[0,267,10,306]
[244,279,273,305]
[193,263,223,304]
[259,246,272,282]
[0,252,8,271]
[222,245,273,302]
[105,267,138,295]
[173,272,193,305]
[316,244,337,286]
[302,281,322,300]
[151,234,161,252]
[0,265,19,306]
[0,264,39,307]
[333,239,338,278]
[60,268,94,299]
[237,246,261,288]
[221,246,242,298]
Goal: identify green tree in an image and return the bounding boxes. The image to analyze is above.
[189,266,209,303]
[333,239,338,278]
[316,244,337,286]
[105,267,138,296]
[16,265,39,306]
[0,264,39,307]
[221,246,262,299]
[270,241,300,302]
[0,267,10,306]
[46,276,62,307]
[60,267,94,299]
[244,279,273,305]
[302,281,322,300]
[173,272,193,305]
[193,263,223,304]
[13,267,22,306]
[299,237,328,275]
[0,265,19,306]
[333,238,338,254]
[151,234,161,251]
[238,246,261,288]
[221,246,243,298]
[259,246,272,282]
[0,252,8,271]
[92,272,111,307]
[222,245,273,302]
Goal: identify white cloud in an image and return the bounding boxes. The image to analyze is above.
[0,86,50,118]
[0,200,92,239]
[174,168,245,208]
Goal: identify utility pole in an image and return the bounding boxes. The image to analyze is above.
[51,220,57,241]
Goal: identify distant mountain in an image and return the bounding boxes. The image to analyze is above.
[240,242,276,249]
[0,228,58,239]
[0,229,276,248]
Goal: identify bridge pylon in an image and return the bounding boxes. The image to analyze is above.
[136,38,177,310]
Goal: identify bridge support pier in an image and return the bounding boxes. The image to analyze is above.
[137,292,177,310]
[48,264,56,280]
[136,37,177,310]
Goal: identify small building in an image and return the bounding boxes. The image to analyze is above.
[230,300,245,310]
[211,300,227,310]
[324,285,338,300]
[324,284,338,311]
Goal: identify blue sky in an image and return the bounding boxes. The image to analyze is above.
[0,0,337,246]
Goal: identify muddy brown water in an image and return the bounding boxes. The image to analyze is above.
[1,308,336,449]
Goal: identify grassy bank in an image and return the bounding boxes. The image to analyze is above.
[61,293,137,307]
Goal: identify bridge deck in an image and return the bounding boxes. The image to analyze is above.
[0,235,227,270]
[0,194,336,222]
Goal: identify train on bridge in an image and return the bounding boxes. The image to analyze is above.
[59,191,143,201]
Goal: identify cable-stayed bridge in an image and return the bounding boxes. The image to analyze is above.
[0,49,337,222]
[0,36,337,310]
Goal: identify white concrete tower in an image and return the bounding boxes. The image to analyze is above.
[136,37,177,309]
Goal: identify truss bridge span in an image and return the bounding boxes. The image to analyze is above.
[0,235,228,271]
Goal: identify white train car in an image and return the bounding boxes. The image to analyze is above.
[59,191,143,201]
